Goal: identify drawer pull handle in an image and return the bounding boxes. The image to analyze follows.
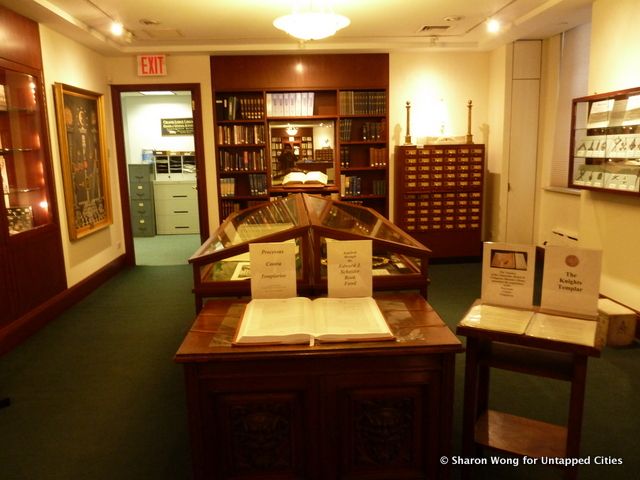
[172,195,188,198]
[174,210,189,214]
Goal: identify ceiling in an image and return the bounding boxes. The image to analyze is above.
[0,0,593,55]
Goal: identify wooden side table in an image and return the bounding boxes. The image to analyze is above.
[456,319,601,479]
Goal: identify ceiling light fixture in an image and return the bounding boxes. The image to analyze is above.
[273,0,351,41]
[486,18,501,33]
[85,0,130,38]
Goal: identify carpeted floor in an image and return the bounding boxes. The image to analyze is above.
[133,234,201,266]
[0,261,638,479]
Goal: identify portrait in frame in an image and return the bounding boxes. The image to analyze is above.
[53,83,112,240]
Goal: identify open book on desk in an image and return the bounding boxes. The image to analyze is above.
[282,170,328,187]
[233,296,394,346]
[459,303,598,347]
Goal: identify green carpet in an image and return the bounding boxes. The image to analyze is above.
[133,234,201,266]
[0,262,638,479]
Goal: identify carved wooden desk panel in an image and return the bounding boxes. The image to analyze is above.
[175,292,463,480]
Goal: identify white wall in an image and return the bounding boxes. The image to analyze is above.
[40,25,125,288]
[389,52,491,222]
[122,94,194,164]
[580,0,640,309]
[105,55,218,228]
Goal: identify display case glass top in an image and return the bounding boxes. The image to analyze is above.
[0,68,54,236]
[570,86,640,194]
[189,193,431,310]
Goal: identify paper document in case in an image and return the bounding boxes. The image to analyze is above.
[525,312,597,347]
[459,304,534,334]
[233,296,394,345]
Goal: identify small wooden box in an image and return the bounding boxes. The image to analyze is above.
[598,298,637,347]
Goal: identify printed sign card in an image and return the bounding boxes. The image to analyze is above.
[481,242,536,308]
[327,239,372,298]
[540,245,602,318]
[249,242,296,299]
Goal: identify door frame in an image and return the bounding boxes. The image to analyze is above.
[110,83,209,266]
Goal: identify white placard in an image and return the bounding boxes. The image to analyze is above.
[540,245,602,318]
[327,239,372,298]
[249,242,297,299]
[480,242,536,309]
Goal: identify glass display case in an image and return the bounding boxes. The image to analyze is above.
[189,193,431,311]
[569,86,640,194]
[0,66,54,235]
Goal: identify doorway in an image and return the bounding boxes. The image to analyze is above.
[111,84,208,267]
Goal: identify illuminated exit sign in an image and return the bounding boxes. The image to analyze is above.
[137,55,167,76]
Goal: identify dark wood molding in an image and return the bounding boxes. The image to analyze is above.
[0,254,127,356]
[211,54,389,91]
[110,83,210,262]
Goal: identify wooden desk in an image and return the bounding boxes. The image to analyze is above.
[175,292,463,480]
[456,319,601,479]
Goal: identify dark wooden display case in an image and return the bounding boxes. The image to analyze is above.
[188,194,431,312]
[0,6,66,331]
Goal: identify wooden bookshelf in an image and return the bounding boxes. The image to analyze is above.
[211,54,389,221]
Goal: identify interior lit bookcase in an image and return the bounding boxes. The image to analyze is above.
[569,86,640,195]
[210,54,389,222]
[0,7,66,330]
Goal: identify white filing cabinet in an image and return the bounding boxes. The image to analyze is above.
[153,181,200,234]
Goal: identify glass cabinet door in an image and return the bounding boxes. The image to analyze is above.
[0,68,53,235]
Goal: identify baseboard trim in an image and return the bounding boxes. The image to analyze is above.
[0,255,128,356]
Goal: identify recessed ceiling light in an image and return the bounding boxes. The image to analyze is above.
[140,91,176,96]
[110,21,124,36]
[486,18,501,33]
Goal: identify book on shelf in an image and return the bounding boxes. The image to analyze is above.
[233,296,394,346]
[282,170,328,186]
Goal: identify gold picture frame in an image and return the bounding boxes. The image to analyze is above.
[53,83,112,240]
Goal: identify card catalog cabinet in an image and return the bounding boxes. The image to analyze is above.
[395,144,484,259]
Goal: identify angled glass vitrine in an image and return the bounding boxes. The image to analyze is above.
[189,193,431,311]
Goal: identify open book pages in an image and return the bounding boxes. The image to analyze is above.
[525,312,597,347]
[233,296,394,345]
[459,304,535,334]
[282,170,328,186]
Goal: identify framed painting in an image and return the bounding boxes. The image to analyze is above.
[53,83,112,240]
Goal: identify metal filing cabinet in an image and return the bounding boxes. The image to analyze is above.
[128,164,156,237]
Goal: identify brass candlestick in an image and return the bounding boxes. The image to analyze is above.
[404,101,413,145]
[466,100,474,144]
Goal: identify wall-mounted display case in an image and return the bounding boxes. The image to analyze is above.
[189,193,431,311]
[569,86,640,194]
[0,4,66,334]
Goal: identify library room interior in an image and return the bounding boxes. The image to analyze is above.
[0,1,639,479]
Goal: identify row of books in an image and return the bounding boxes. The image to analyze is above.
[339,119,353,141]
[361,122,385,141]
[216,96,265,121]
[369,147,388,166]
[248,174,268,196]
[339,91,386,115]
[217,125,265,145]
[339,147,388,167]
[266,92,315,117]
[341,175,362,196]
[220,199,242,219]
[218,150,266,172]
[220,174,269,198]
